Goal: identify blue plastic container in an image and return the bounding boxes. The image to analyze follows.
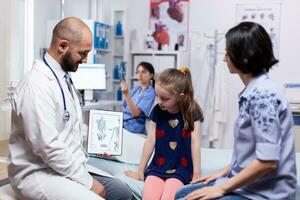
[113,64,119,80]
[115,21,123,36]
[117,87,122,101]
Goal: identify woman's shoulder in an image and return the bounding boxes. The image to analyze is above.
[251,79,282,99]
[248,80,288,110]
[131,85,141,92]
[142,85,156,98]
[146,85,155,93]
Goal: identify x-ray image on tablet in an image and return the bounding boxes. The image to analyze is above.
[88,110,123,155]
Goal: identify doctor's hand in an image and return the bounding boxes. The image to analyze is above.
[91,178,106,198]
[96,153,116,160]
[124,170,144,181]
[120,81,129,95]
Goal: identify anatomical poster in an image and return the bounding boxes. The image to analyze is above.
[236,3,281,57]
[150,0,189,51]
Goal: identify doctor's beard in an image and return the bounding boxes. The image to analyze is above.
[61,51,81,72]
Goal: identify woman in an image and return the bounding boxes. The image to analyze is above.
[175,21,297,200]
[122,61,156,135]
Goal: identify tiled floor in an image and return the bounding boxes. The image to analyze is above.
[0,140,8,180]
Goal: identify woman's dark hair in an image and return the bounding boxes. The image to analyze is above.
[137,62,155,87]
[225,21,278,76]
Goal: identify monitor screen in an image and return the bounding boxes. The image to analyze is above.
[71,63,106,90]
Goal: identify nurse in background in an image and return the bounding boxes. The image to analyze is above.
[122,62,156,135]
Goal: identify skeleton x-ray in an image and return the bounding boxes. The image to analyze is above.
[88,110,123,155]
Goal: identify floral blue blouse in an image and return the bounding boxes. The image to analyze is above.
[214,73,297,200]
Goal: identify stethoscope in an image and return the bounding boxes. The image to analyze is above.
[43,56,70,122]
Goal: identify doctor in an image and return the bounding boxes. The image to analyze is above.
[8,17,132,200]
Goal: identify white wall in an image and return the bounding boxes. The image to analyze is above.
[125,0,300,148]
[0,0,26,140]
[34,0,60,59]
[270,0,300,85]
[189,0,300,148]
[0,0,11,140]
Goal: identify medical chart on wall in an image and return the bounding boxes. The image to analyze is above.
[88,110,123,155]
[150,0,190,51]
[236,3,281,57]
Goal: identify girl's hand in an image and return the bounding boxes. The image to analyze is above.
[185,185,225,200]
[191,173,201,183]
[124,170,144,181]
[120,81,129,95]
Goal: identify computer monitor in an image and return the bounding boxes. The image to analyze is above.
[71,63,106,90]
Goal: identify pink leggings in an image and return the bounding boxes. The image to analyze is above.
[142,175,184,200]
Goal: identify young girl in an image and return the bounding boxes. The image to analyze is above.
[175,22,297,200]
[125,67,204,200]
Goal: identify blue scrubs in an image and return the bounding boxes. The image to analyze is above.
[123,85,155,134]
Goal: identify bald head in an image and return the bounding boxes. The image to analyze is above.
[50,17,91,47]
[48,17,93,72]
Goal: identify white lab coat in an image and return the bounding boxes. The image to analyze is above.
[8,53,103,200]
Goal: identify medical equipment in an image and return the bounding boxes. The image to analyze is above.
[43,56,70,122]
[71,63,106,90]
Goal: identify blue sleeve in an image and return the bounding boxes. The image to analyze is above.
[149,104,160,122]
[136,87,155,116]
[123,85,139,108]
[249,90,282,161]
[194,109,202,122]
[130,85,140,96]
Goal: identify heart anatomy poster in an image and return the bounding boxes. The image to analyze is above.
[150,0,190,51]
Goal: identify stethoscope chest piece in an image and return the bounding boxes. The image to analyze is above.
[63,110,70,122]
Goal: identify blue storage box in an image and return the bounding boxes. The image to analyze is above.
[293,114,300,126]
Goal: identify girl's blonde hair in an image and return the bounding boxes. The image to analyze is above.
[156,67,204,131]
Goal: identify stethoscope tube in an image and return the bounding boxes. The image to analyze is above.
[43,56,70,122]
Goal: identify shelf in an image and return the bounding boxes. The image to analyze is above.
[130,77,138,80]
[291,103,300,114]
[81,100,122,112]
[113,54,124,57]
[112,9,126,91]
[95,48,112,53]
[130,50,179,55]
[130,50,179,88]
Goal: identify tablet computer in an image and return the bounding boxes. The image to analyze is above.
[87,110,123,155]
